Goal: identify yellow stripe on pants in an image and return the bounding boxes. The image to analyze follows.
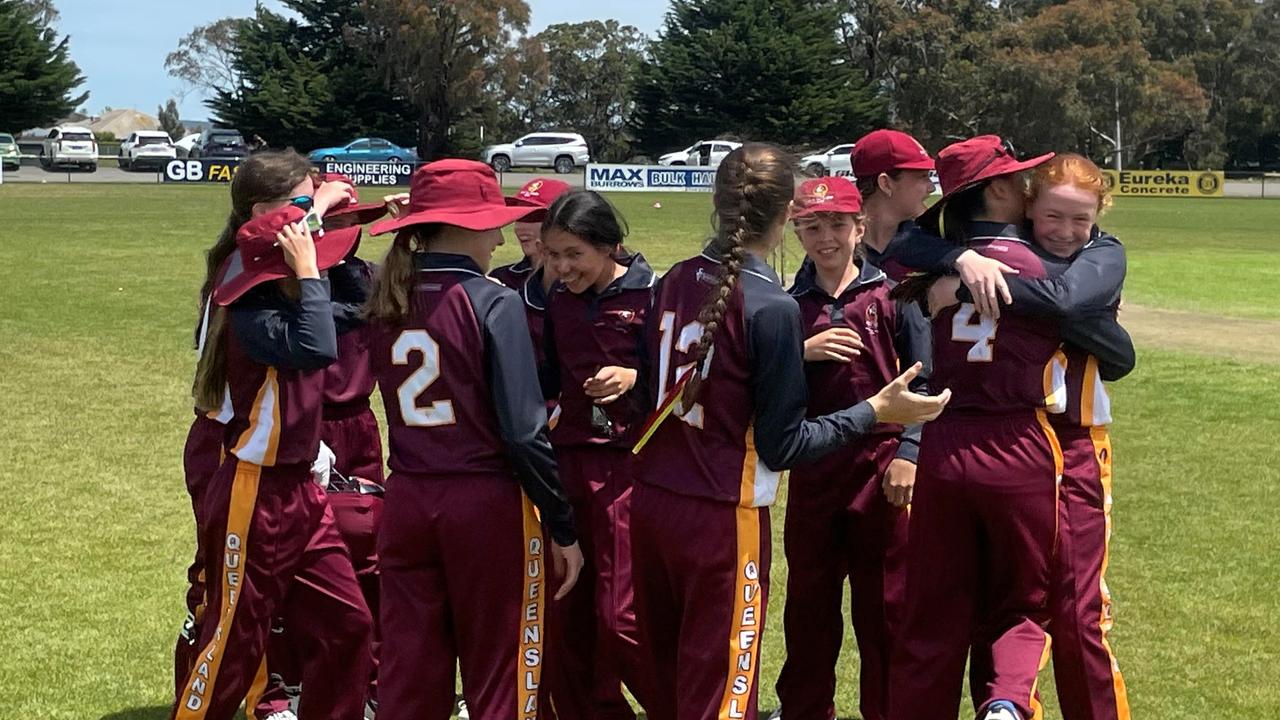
[175,460,261,720]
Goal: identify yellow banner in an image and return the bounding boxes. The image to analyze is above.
[1101,170,1224,198]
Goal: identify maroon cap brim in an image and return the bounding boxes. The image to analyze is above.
[370,204,539,236]
[325,201,388,227]
[895,157,937,171]
[212,225,362,306]
[794,198,864,218]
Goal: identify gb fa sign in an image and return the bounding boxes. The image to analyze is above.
[164,159,240,183]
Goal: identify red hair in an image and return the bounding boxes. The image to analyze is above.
[1028,153,1113,213]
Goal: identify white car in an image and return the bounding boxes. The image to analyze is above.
[483,132,590,174]
[800,143,856,177]
[658,140,742,167]
[118,131,177,171]
[174,133,201,158]
[40,126,98,171]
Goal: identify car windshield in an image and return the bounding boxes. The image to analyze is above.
[62,132,93,141]
[0,134,13,143]
[140,136,170,146]
[211,133,244,144]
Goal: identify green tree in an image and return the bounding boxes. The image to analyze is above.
[165,18,243,99]
[358,0,530,159]
[206,1,417,152]
[632,0,884,156]
[158,98,185,140]
[532,21,646,161]
[0,0,87,132]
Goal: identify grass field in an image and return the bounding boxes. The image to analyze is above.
[1,184,1278,720]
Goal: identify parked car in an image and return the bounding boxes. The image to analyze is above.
[482,132,590,174]
[189,128,250,160]
[174,133,201,158]
[309,137,416,164]
[0,133,20,171]
[40,126,98,171]
[658,140,742,168]
[799,143,856,177]
[118,131,177,171]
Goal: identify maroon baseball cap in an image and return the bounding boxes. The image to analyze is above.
[917,135,1055,229]
[370,159,539,236]
[506,177,574,222]
[212,205,361,306]
[315,172,389,227]
[851,129,935,180]
[793,176,864,217]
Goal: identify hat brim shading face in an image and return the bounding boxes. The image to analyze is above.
[916,152,1055,231]
[213,225,362,306]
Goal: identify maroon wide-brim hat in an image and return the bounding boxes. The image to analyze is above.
[505,177,574,223]
[370,159,539,236]
[212,205,361,306]
[315,172,389,228]
[917,135,1054,230]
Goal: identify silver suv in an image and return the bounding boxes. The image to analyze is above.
[483,132,590,174]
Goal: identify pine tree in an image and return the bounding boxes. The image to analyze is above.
[632,0,884,155]
[0,0,87,133]
[208,0,416,152]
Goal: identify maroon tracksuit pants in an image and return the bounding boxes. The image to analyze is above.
[969,426,1130,720]
[887,412,1062,720]
[775,437,908,720]
[172,459,373,720]
[174,415,224,702]
[632,481,771,720]
[377,473,548,720]
[542,446,646,719]
[253,407,386,718]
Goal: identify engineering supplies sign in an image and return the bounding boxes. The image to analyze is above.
[586,164,717,192]
[318,160,414,187]
[1102,170,1224,198]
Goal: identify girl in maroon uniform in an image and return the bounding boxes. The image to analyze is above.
[629,143,951,720]
[365,159,584,720]
[175,151,373,720]
[490,177,573,290]
[537,190,655,719]
[775,177,930,720]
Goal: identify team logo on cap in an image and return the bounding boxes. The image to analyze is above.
[814,183,829,196]
[805,182,833,206]
[522,180,544,197]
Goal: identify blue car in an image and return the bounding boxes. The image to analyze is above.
[309,138,417,163]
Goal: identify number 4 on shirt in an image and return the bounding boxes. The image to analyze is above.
[951,303,997,362]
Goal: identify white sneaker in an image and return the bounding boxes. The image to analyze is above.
[981,700,1023,720]
[456,697,469,719]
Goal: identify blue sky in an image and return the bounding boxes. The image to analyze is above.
[51,0,669,121]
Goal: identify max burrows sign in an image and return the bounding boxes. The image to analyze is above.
[586,163,717,192]
[1102,170,1224,198]
[319,160,414,187]
[164,158,241,183]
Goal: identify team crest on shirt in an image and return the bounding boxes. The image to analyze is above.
[864,304,880,335]
[614,310,636,323]
[696,268,718,285]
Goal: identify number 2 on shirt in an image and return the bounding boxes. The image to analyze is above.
[392,329,457,427]
[951,303,996,362]
[657,311,713,428]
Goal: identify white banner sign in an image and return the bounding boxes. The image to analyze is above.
[586,163,717,192]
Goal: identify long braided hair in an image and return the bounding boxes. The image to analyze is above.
[682,143,794,406]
